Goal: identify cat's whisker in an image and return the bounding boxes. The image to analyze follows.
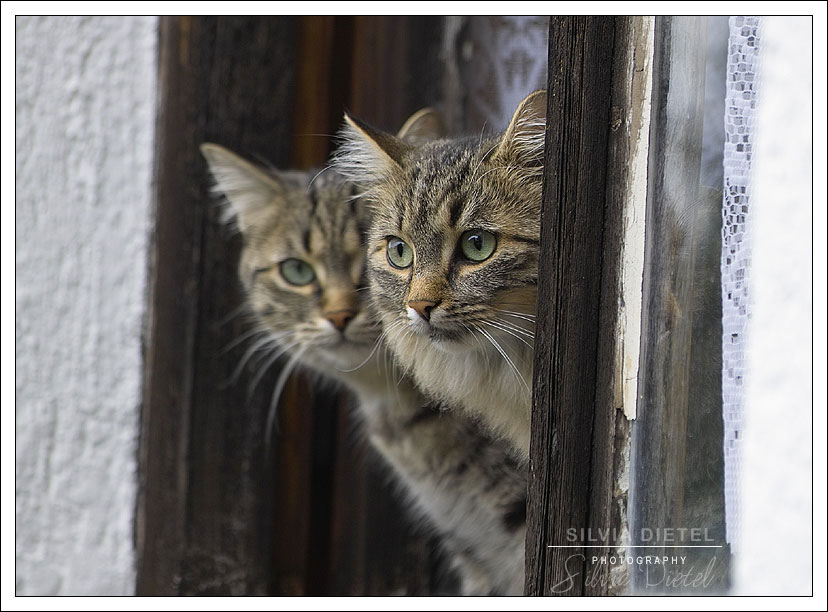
[240,336,294,379]
[474,325,530,396]
[462,322,491,371]
[247,339,304,399]
[465,313,534,342]
[346,189,370,204]
[220,327,268,354]
[307,164,335,191]
[489,317,535,342]
[336,329,388,373]
[473,165,519,186]
[490,317,535,339]
[221,334,282,387]
[395,327,417,386]
[492,307,536,322]
[470,140,500,181]
[381,339,392,384]
[216,303,249,328]
[481,320,534,350]
[265,347,308,449]
[380,320,410,386]
[378,331,406,410]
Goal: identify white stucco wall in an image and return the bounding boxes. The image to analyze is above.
[15,16,157,595]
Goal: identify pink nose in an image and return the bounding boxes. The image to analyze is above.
[408,300,438,321]
[325,310,356,331]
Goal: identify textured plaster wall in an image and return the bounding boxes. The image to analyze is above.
[15,16,157,595]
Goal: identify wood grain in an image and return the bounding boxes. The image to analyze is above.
[525,16,619,596]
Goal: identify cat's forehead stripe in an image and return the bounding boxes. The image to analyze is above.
[310,207,332,254]
[407,144,475,231]
[302,227,312,253]
[448,191,466,228]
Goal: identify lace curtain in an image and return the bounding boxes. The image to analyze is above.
[721,15,761,552]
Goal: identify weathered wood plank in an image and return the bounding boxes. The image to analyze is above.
[138,16,302,595]
[582,15,638,596]
[526,16,618,596]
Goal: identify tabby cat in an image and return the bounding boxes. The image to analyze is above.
[333,91,545,458]
[200,127,526,595]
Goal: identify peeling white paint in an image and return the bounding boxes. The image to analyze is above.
[618,17,655,421]
[15,16,157,595]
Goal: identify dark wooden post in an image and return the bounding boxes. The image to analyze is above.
[525,16,621,596]
[136,16,301,595]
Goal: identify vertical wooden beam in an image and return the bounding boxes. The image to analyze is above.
[525,16,618,596]
[137,16,300,595]
[582,16,656,595]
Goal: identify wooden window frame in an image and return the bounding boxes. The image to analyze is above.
[526,16,628,596]
[138,15,724,597]
[526,16,729,596]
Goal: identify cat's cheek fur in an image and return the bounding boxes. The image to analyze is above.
[384,319,533,457]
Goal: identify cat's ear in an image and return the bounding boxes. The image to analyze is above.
[200,143,284,233]
[396,107,446,145]
[334,113,411,185]
[493,90,547,167]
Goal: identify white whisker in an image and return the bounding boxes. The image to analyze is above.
[493,307,537,322]
[336,329,388,373]
[482,320,534,350]
[475,325,530,395]
[265,348,308,448]
[220,327,266,354]
[221,334,281,387]
[462,322,491,371]
[490,317,535,339]
[216,303,249,327]
[496,318,535,336]
[247,339,302,398]
[307,164,334,191]
[470,140,500,181]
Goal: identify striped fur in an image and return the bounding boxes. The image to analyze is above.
[201,142,527,595]
[334,91,546,458]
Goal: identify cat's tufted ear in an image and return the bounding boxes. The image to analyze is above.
[493,90,547,168]
[334,113,412,185]
[200,143,284,234]
[396,107,446,145]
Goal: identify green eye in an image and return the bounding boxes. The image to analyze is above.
[279,258,316,286]
[386,237,414,269]
[460,229,496,262]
